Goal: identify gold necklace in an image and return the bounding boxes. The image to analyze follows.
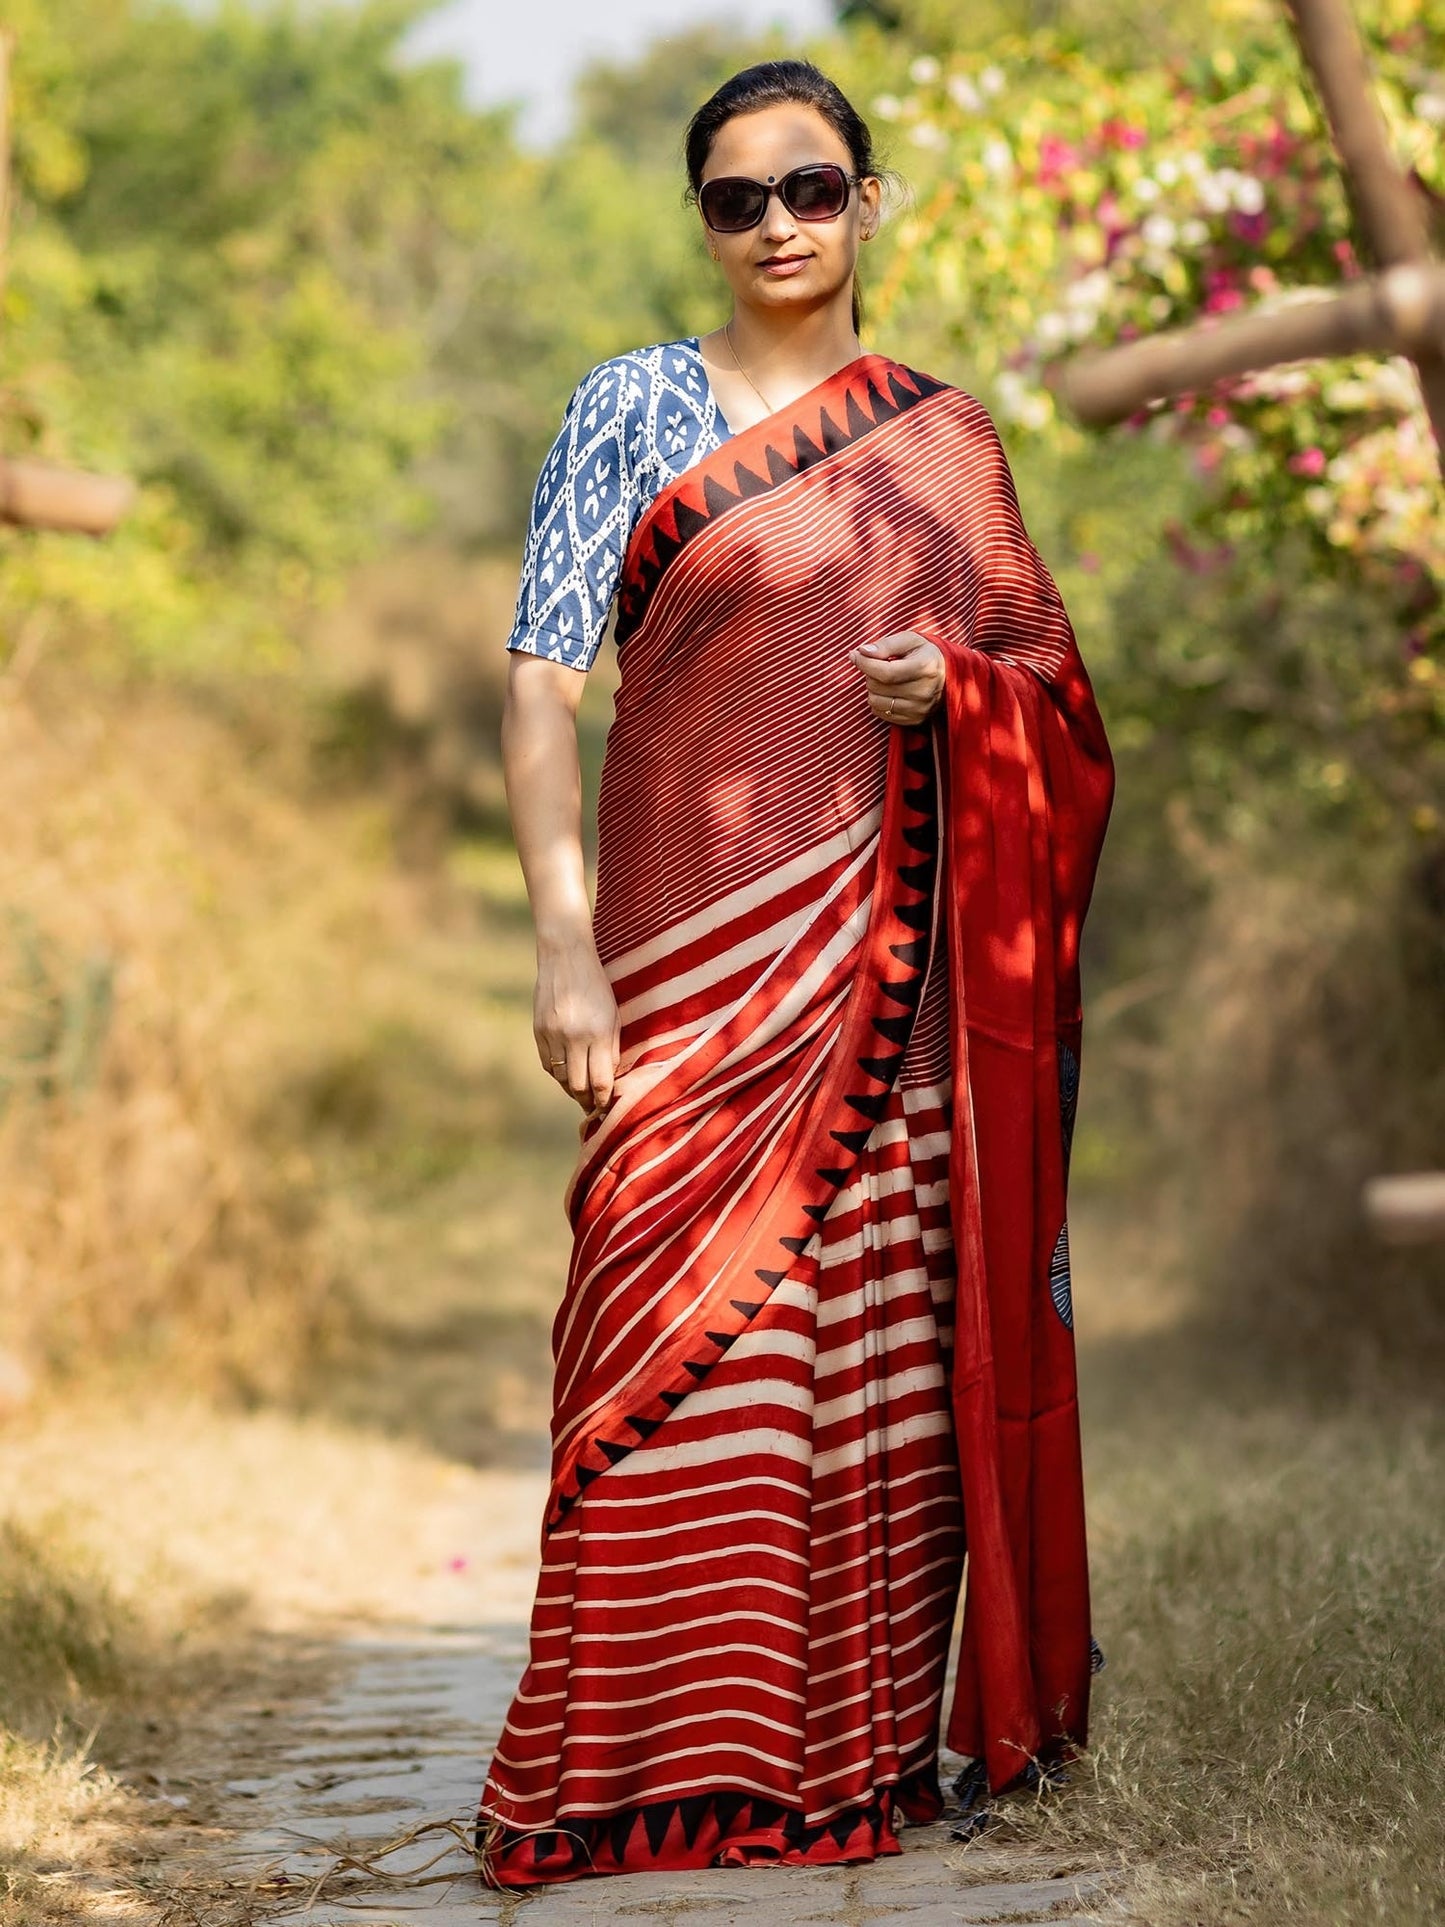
[724,320,778,417]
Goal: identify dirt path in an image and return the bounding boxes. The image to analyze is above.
[150,1471,1124,1927]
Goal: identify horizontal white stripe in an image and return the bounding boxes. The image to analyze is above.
[814,1408,952,1477]
[581,1507,801,1543]
[567,1643,805,1679]
[558,1739,797,1783]
[579,1539,809,1576]
[581,1474,807,1510]
[602,1428,813,1478]
[566,1574,809,1611]
[813,1520,958,1585]
[529,1607,804,1644]
[814,1363,944,1431]
[565,1676,807,1714]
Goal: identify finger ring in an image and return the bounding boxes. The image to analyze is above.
[886,697,896,720]
[549,1058,565,1071]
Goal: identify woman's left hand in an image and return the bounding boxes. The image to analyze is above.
[848,630,946,726]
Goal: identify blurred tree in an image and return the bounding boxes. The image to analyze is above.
[572,24,754,165]
[831,0,1268,60]
[0,0,511,660]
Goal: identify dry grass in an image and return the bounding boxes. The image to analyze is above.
[1113,836,1445,1387]
[0,1520,167,1924]
[0,673,354,1399]
[0,569,610,1416]
[947,1210,1445,1927]
[0,1395,548,1925]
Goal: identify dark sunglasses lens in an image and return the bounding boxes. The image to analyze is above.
[784,167,849,219]
[701,179,766,231]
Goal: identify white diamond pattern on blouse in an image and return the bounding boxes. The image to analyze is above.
[505,338,729,673]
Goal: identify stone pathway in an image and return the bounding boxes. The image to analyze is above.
[211,1627,1124,1927]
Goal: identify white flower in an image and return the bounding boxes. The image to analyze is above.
[1067,306,1098,341]
[1414,91,1445,123]
[1133,176,1162,203]
[1230,173,1266,214]
[1064,268,1112,311]
[979,64,1006,96]
[982,138,1013,177]
[1322,357,1419,414]
[1021,392,1052,430]
[1180,151,1207,179]
[1035,311,1072,348]
[910,54,940,83]
[1180,217,1209,246]
[1142,213,1178,250]
[995,370,1051,430]
[873,93,902,120]
[910,120,947,149]
[1198,173,1232,214]
[1154,156,1180,186]
[947,73,982,112]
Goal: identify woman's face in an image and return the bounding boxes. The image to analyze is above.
[697,102,881,320]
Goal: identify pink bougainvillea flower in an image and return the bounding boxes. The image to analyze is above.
[1037,133,1080,186]
[1228,210,1271,246]
[1206,404,1232,428]
[1289,447,1327,477]
[1100,117,1147,150]
[1096,190,1126,237]
[1077,550,1101,572]
[448,1555,470,1572]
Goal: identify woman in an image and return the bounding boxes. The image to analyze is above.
[476,58,1115,1888]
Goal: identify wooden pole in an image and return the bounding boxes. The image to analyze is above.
[1285,0,1445,456]
[1055,0,1445,471]
[1059,261,1445,425]
[0,459,135,534]
[0,30,133,538]
[1363,1173,1445,1244]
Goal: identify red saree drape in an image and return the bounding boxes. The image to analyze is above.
[477,353,1115,1886]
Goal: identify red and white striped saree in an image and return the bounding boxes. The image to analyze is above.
[478,352,1115,1886]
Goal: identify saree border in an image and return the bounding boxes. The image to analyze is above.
[613,353,951,646]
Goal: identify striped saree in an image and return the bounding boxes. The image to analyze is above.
[477,353,1115,1886]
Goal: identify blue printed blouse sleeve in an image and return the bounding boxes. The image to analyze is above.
[504,355,645,673]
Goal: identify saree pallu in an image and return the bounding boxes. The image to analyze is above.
[478,354,1115,1886]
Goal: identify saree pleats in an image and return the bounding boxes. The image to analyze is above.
[478,355,1115,1885]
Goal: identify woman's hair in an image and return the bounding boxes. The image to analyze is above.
[682,60,890,339]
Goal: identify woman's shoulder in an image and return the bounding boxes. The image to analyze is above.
[566,337,704,417]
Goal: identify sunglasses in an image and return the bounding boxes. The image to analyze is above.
[698,162,861,234]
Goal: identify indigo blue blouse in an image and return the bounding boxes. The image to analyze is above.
[504,337,735,675]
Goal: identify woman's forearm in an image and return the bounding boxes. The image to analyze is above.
[501,660,594,951]
[501,656,620,1114]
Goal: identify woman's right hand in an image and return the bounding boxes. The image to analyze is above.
[534,936,621,1115]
